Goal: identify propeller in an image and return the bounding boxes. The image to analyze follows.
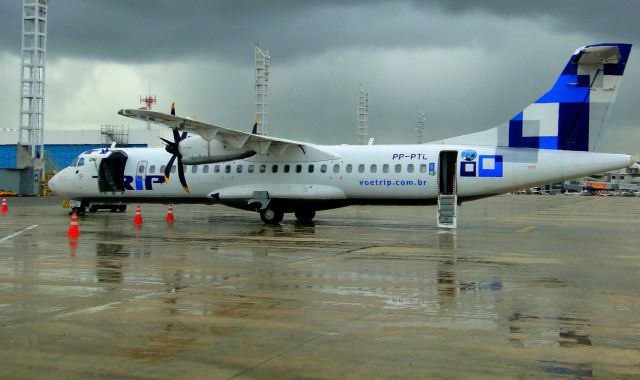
[252,116,260,134]
[160,102,190,193]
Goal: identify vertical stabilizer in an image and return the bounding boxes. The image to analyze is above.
[433,43,632,152]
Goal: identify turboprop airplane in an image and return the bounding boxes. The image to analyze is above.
[48,43,633,227]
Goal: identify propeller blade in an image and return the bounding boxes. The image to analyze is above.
[159,137,173,146]
[252,116,260,134]
[173,128,181,143]
[164,154,177,183]
[176,155,190,193]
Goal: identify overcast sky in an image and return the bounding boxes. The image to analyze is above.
[0,1,638,153]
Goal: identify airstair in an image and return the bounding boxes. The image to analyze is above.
[437,193,457,228]
[437,151,458,229]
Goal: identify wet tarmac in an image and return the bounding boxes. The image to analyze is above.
[0,195,639,378]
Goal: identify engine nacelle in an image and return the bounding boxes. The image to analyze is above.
[179,135,255,164]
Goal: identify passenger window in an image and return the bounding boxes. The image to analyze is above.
[370,164,377,173]
[358,164,365,173]
[382,164,389,173]
[395,164,402,173]
[248,165,255,173]
[296,164,302,173]
[203,165,209,174]
[236,165,243,173]
[138,164,145,174]
[260,164,266,173]
[77,158,85,167]
[192,165,198,174]
[225,165,231,173]
[171,165,177,174]
[149,165,156,174]
[284,164,290,173]
[407,164,414,173]
[272,164,278,173]
[346,164,353,173]
[308,164,315,173]
[160,165,166,174]
[214,165,220,173]
[420,164,427,173]
[320,164,327,173]
[333,164,339,173]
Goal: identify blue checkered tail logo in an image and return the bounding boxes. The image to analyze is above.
[507,43,632,151]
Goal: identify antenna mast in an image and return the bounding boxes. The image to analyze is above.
[254,44,270,135]
[140,88,156,130]
[357,85,369,145]
[18,0,48,179]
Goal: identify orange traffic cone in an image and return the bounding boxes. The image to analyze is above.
[166,203,175,222]
[67,212,80,237]
[1,198,7,213]
[133,204,143,225]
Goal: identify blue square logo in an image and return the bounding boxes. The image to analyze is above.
[478,155,503,177]
[460,161,476,177]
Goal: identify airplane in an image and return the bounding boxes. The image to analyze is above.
[48,43,633,226]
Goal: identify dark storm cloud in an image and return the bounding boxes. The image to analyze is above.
[0,1,637,63]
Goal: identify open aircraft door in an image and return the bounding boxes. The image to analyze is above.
[98,150,128,193]
[437,151,458,228]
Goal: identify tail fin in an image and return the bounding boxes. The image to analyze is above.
[435,43,632,151]
[508,43,631,151]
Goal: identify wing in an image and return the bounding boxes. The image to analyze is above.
[118,108,339,159]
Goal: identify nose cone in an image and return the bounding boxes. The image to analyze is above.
[48,173,59,192]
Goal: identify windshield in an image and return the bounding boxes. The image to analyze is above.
[70,156,85,167]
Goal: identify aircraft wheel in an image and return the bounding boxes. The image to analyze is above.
[260,208,284,225]
[89,205,98,213]
[294,210,316,223]
[117,205,127,212]
[73,207,86,216]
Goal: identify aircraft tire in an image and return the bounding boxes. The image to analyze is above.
[294,210,316,223]
[89,205,98,213]
[260,208,284,225]
[117,205,127,212]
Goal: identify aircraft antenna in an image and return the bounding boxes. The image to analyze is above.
[18,0,48,184]
[254,44,270,135]
[358,85,369,145]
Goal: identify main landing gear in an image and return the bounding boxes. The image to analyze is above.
[259,207,284,224]
[258,207,316,225]
[294,210,316,223]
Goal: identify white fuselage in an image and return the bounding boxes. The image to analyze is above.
[48,142,632,211]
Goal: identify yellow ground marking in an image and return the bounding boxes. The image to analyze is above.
[515,225,537,233]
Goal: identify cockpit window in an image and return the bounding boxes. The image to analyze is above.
[70,157,80,167]
[77,158,85,167]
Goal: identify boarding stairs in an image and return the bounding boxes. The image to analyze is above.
[437,194,457,228]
